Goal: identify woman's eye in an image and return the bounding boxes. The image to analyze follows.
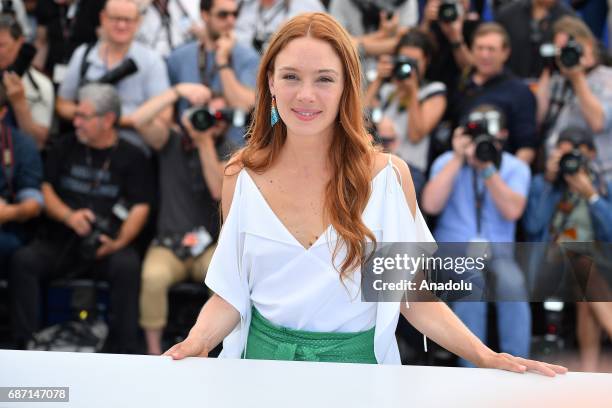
[282,74,298,80]
[318,77,334,83]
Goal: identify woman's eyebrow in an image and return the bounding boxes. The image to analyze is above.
[278,66,339,76]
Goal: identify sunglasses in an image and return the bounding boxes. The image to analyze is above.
[215,9,239,19]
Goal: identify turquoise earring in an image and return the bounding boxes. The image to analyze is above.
[271,95,280,126]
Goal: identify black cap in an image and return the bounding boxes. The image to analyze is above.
[558,126,595,149]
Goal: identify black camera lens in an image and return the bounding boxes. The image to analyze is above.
[438,1,459,23]
[474,135,498,163]
[393,55,418,81]
[187,107,215,132]
[559,150,584,176]
[559,37,583,69]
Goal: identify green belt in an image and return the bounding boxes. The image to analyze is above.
[244,307,377,364]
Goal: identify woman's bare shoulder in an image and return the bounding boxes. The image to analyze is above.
[372,152,417,217]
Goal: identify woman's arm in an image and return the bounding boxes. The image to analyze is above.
[407,93,446,144]
[400,302,566,376]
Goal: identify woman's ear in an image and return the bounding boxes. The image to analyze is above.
[267,70,275,95]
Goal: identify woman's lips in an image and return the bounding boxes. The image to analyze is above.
[291,108,322,122]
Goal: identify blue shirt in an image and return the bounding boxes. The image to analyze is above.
[58,41,170,153]
[432,151,531,242]
[0,126,43,206]
[166,40,260,145]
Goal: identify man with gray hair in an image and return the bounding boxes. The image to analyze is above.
[10,83,155,353]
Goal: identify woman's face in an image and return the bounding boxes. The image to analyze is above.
[398,46,427,80]
[268,36,345,140]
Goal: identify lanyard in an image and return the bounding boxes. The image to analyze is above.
[472,168,485,236]
[84,142,117,207]
[0,125,15,201]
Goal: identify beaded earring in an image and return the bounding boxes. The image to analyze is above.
[270,95,280,127]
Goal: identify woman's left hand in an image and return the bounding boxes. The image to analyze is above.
[479,351,568,377]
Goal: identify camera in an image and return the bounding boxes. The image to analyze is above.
[392,55,418,81]
[558,149,585,177]
[464,110,503,166]
[438,0,462,23]
[80,214,113,261]
[94,58,138,85]
[559,36,583,69]
[185,106,246,132]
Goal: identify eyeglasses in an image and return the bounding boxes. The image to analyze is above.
[214,9,239,19]
[105,14,139,25]
[74,112,101,121]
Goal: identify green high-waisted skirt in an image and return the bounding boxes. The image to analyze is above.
[244,307,377,364]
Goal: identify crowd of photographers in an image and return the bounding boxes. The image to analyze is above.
[0,0,611,370]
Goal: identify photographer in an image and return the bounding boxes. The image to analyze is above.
[167,0,259,145]
[56,0,171,154]
[451,23,538,164]
[0,14,54,149]
[523,127,612,372]
[421,104,532,366]
[537,16,612,183]
[496,0,575,79]
[0,83,43,272]
[420,0,479,97]
[131,82,234,355]
[364,29,446,177]
[10,84,155,353]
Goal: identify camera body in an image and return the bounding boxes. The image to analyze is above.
[464,111,503,166]
[392,55,419,81]
[185,106,246,132]
[438,0,462,23]
[559,36,583,69]
[539,36,583,71]
[559,149,586,177]
[80,214,113,261]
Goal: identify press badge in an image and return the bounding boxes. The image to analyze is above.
[182,227,212,257]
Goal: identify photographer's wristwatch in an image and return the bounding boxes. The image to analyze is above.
[481,163,497,180]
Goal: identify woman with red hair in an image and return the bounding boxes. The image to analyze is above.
[164,12,566,376]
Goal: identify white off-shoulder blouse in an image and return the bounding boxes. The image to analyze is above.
[205,158,435,364]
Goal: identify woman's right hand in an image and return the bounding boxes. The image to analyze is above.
[163,332,210,360]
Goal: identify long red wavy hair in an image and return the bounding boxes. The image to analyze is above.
[231,12,376,278]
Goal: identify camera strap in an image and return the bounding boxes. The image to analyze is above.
[84,141,118,208]
[0,124,15,201]
[472,168,485,236]
[541,78,571,140]
[78,42,96,88]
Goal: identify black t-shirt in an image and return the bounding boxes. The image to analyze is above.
[156,131,235,240]
[426,18,481,108]
[42,133,155,241]
[35,0,106,75]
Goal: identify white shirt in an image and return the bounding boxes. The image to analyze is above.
[24,68,55,129]
[234,0,324,51]
[136,0,202,57]
[205,158,435,364]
